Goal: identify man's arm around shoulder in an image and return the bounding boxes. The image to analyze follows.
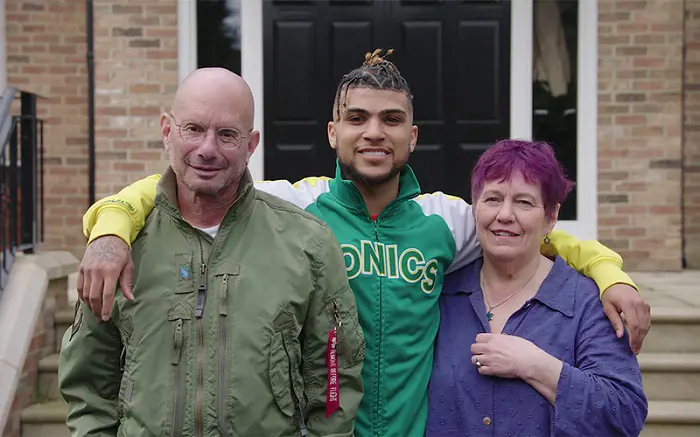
[544,230,651,354]
[84,174,161,246]
[302,226,364,436]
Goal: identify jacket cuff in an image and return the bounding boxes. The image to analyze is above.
[589,261,639,296]
[87,208,135,248]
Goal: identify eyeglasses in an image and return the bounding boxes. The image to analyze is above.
[167,112,249,151]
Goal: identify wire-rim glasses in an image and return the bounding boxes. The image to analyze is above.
[167,112,249,151]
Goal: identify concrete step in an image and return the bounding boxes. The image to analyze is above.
[54,308,74,352]
[639,353,700,402]
[644,308,700,353]
[21,401,69,437]
[37,354,60,402]
[641,401,700,437]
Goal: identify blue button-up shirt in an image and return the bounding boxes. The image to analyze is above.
[427,257,647,436]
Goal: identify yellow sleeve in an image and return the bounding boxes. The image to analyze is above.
[541,230,638,296]
[83,174,161,247]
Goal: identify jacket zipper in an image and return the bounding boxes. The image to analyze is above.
[217,273,230,435]
[372,219,384,435]
[171,319,185,437]
[195,239,207,437]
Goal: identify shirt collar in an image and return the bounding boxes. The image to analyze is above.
[443,256,575,318]
[328,159,422,211]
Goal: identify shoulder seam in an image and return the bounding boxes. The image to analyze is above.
[253,194,328,229]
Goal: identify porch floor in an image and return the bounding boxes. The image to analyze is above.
[631,270,700,308]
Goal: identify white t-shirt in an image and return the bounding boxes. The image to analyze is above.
[196,224,220,238]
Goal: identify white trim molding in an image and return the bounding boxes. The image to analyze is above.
[510,0,534,141]
[177,0,197,84]
[510,0,597,240]
[241,0,264,181]
[573,0,598,241]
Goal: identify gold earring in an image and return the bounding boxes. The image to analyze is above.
[543,235,550,244]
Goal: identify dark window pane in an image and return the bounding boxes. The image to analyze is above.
[197,0,242,74]
[532,0,578,220]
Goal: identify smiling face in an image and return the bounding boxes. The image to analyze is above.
[161,68,260,197]
[328,87,418,187]
[474,171,559,262]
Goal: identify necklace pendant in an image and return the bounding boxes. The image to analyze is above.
[486,311,493,321]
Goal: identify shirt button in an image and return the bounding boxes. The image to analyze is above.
[483,416,492,426]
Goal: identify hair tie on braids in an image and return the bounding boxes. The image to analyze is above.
[333,48,413,120]
[364,48,395,68]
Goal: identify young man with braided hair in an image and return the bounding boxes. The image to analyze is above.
[77,50,651,437]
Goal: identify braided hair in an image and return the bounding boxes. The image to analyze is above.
[333,48,413,121]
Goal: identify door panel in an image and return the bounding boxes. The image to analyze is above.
[456,21,501,122]
[264,0,510,202]
[331,21,374,86]
[272,22,316,121]
[400,21,444,121]
[388,1,510,199]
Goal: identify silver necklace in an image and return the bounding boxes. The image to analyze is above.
[480,258,540,322]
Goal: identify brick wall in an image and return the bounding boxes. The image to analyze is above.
[93,0,176,198]
[597,0,684,271]
[685,1,700,268]
[6,0,88,254]
[5,0,177,257]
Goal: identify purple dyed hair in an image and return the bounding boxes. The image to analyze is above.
[470,139,575,216]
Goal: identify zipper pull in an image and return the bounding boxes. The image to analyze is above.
[332,301,347,357]
[219,275,228,316]
[195,262,207,319]
[172,319,183,365]
[195,284,206,319]
[332,301,342,329]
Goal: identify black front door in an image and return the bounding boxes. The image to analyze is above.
[263,0,511,202]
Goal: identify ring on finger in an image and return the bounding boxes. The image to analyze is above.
[475,355,482,368]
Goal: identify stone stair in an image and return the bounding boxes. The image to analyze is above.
[19,309,73,437]
[639,307,700,437]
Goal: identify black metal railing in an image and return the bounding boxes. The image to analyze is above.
[0,88,45,293]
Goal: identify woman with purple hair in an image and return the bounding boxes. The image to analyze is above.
[426,140,648,436]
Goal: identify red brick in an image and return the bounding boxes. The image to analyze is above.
[130,84,160,93]
[686,0,700,267]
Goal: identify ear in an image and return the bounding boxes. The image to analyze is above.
[246,130,261,159]
[160,113,171,151]
[409,124,418,154]
[545,203,561,235]
[328,121,338,150]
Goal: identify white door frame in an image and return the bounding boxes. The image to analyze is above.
[511,0,598,240]
[178,0,597,239]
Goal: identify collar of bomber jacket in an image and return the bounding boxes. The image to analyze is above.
[329,159,422,217]
[155,165,255,228]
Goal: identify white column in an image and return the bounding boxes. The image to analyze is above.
[576,0,598,240]
[177,0,197,83]
[510,0,533,140]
